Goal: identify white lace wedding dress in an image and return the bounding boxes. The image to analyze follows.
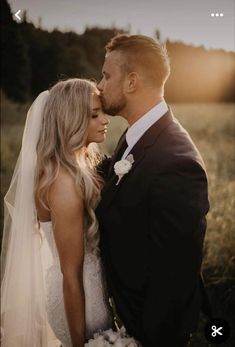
[40,222,113,347]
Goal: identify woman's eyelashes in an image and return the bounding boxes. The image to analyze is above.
[92,114,98,118]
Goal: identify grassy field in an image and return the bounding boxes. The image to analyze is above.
[1,96,235,346]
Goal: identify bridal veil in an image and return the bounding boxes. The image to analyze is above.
[1,91,58,346]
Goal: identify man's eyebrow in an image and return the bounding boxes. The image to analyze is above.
[92,107,101,111]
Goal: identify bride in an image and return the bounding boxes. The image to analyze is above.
[1,78,113,346]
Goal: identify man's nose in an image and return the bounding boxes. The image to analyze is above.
[97,78,103,91]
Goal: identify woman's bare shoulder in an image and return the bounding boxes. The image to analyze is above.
[51,165,75,189]
[48,166,83,212]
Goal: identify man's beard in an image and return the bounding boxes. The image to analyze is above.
[100,93,127,116]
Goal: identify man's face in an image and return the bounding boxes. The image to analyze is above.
[97,51,127,116]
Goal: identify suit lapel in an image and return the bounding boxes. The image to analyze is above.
[101,109,174,208]
[107,128,128,179]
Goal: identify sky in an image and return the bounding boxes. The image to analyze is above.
[9,0,235,52]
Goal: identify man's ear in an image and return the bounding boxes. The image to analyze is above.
[125,72,139,93]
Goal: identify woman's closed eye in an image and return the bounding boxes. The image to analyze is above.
[92,114,98,119]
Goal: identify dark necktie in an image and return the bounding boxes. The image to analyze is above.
[108,132,128,178]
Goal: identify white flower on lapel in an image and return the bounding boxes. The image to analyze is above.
[114,154,134,185]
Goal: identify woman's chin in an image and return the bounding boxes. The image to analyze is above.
[87,135,106,145]
[97,134,107,143]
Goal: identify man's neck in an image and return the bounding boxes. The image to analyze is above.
[123,96,164,126]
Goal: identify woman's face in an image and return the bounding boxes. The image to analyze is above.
[86,93,109,144]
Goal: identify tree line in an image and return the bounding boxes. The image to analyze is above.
[1,0,235,103]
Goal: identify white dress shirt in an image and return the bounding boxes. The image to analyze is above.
[121,100,168,159]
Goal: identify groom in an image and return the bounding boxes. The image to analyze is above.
[96,34,210,347]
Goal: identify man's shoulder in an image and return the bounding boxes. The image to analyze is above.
[144,119,206,171]
[156,117,199,154]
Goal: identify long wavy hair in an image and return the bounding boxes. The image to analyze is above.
[35,78,103,254]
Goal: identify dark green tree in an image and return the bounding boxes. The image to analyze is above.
[1,0,31,101]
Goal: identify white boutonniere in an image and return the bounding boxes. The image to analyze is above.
[114,154,134,185]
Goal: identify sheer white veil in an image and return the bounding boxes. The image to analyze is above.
[1,91,57,346]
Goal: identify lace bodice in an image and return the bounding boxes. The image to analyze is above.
[40,222,113,347]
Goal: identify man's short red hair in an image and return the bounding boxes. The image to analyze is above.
[105,34,170,88]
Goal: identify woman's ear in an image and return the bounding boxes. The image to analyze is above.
[125,72,139,93]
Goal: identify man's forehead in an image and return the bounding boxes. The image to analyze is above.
[104,51,124,67]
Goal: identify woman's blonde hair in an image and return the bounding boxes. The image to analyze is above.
[35,78,103,254]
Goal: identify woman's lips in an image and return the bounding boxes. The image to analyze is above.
[98,128,107,134]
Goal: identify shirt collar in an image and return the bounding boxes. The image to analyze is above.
[125,100,168,149]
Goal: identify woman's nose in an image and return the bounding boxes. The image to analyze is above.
[102,114,109,125]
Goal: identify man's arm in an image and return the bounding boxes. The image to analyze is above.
[142,159,209,345]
